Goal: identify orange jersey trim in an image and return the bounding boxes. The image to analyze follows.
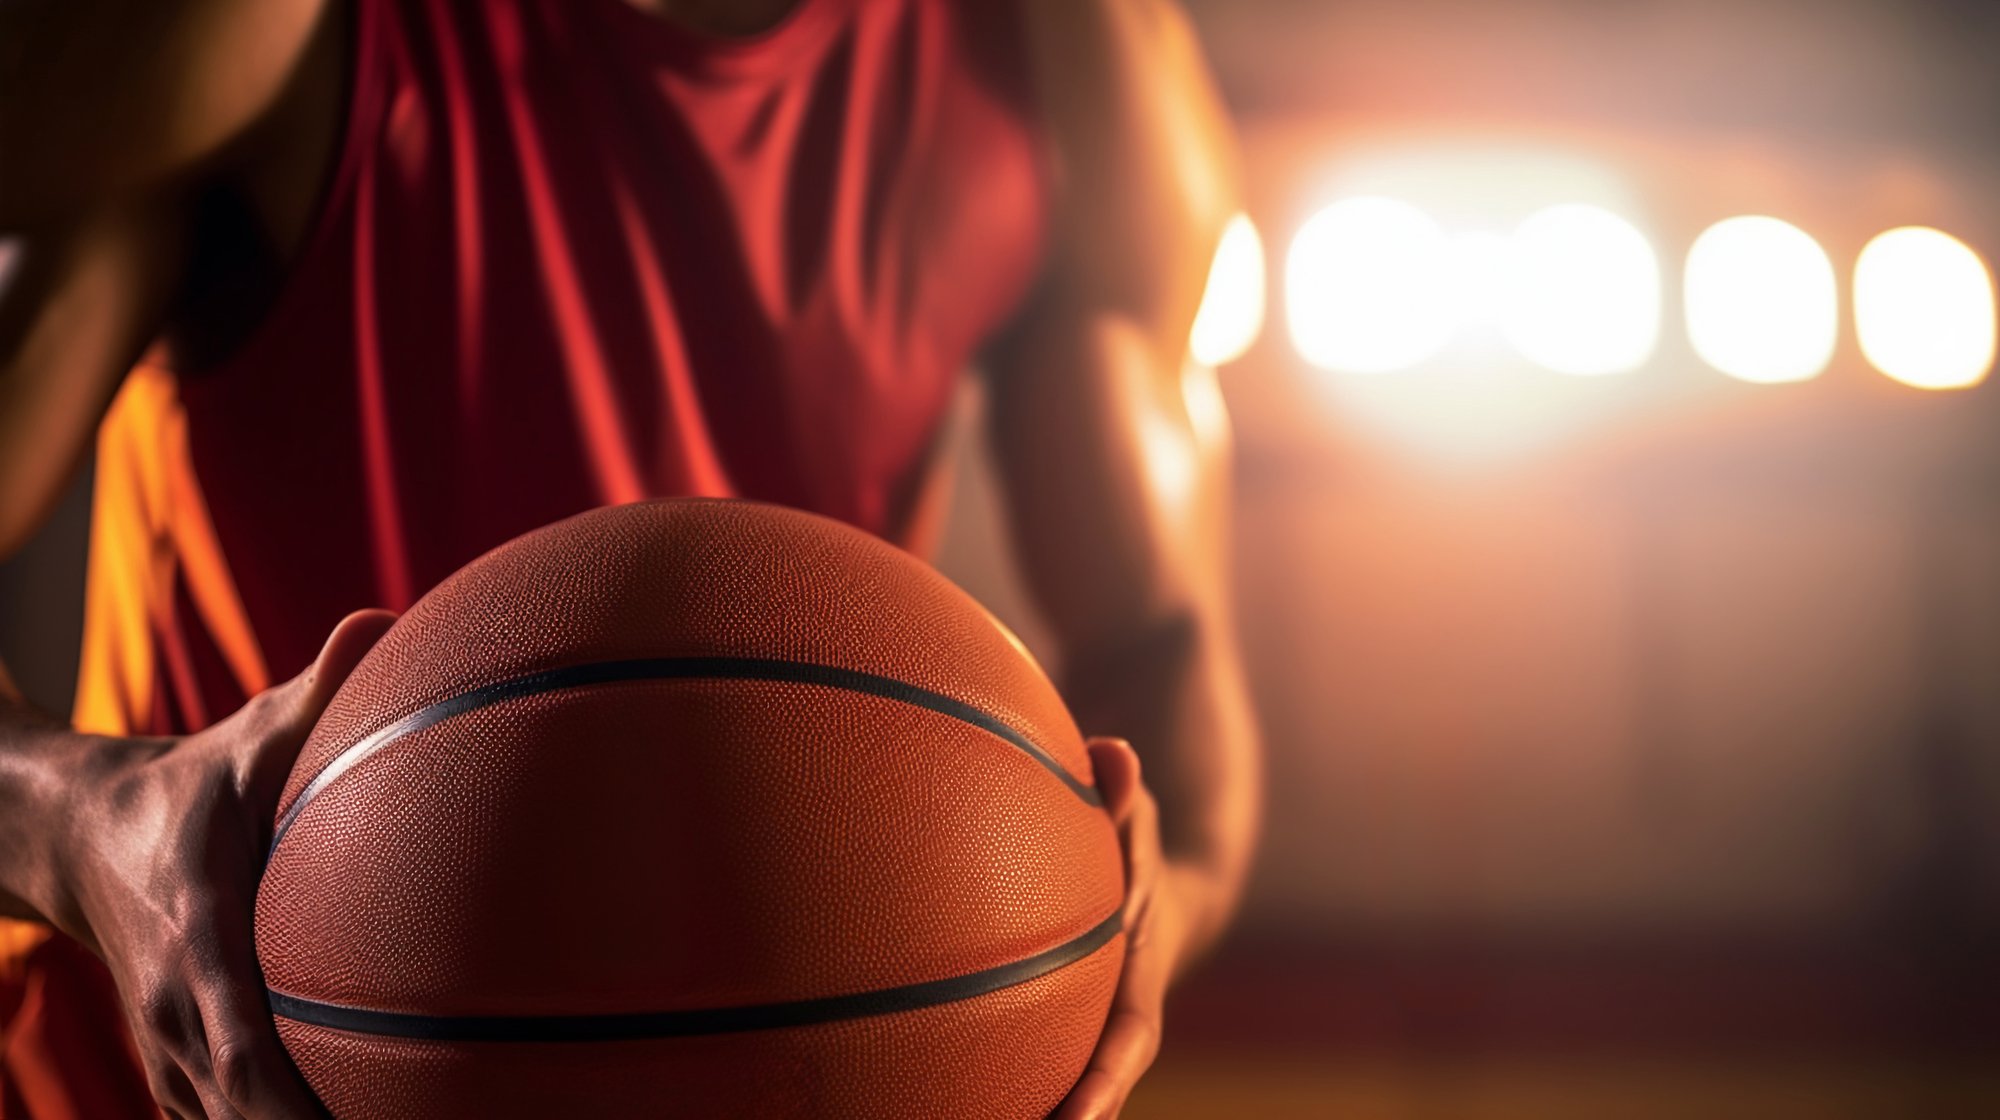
[73,364,269,738]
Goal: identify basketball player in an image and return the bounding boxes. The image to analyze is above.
[0,0,1261,1115]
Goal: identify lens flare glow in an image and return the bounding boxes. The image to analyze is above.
[1854,227,1996,390]
[1453,231,1515,328]
[1498,205,1660,376]
[1189,213,1267,367]
[1286,197,1459,374]
[1684,217,1837,384]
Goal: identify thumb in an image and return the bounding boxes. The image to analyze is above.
[236,610,397,803]
[288,608,399,723]
[1086,737,1143,826]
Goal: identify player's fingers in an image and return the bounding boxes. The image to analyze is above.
[233,609,396,808]
[194,872,320,1118]
[146,1059,206,1120]
[140,954,239,1120]
[132,974,214,1119]
[204,1006,317,1120]
[281,609,399,727]
[152,1028,244,1120]
[1091,747,1161,930]
[1056,899,1173,1120]
[190,1068,249,1120]
[195,979,318,1120]
[1084,737,1142,825]
[1051,1007,1163,1120]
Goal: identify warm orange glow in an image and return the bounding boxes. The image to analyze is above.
[1286,197,1458,374]
[1181,360,1232,452]
[1685,217,1837,385]
[1498,205,1659,376]
[1854,227,1997,390]
[1190,214,1267,367]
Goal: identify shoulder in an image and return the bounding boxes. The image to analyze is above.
[1012,0,1239,336]
[0,0,337,230]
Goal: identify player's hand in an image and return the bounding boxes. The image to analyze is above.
[52,610,394,1119]
[1054,737,1185,1120]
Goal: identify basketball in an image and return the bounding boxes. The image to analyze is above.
[252,499,1126,1118]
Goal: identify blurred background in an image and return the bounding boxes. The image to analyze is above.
[6,0,2000,1115]
[942,0,2000,1115]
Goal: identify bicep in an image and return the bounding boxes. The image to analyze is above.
[990,0,1240,648]
[1014,0,1239,357]
[0,0,333,230]
[986,308,1231,662]
[0,210,185,558]
[0,0,332,555]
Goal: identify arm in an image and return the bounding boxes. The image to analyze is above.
[0,3,366,1115]
[0,0,345,546]
[991,1,1261,1114]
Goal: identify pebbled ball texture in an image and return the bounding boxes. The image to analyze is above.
[254,499,1125,1118]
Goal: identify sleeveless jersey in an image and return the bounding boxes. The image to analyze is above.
[79,0,1049,740]
[1,1,1048,1114]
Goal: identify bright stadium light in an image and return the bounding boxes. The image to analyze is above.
[1498,204,1660,375]
[1854,227,1997,390]
[1452,231,1515,328]
[1189,213,1267,367]
[1286,196,1459,374]
[1684,217,1837,384]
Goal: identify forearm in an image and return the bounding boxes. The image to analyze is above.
[1063,607,1261,964]
[987,312,1261,968]
[0,658,94,927]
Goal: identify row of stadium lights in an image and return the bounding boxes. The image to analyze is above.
[1188,203,2000,391]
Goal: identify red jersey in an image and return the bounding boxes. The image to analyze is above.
[2,0,1049,1113]
[81,0,1048,740]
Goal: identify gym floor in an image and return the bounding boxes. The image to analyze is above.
[1126,1057,2000,1120]
[1115,939,2000,1118]
[1120,948,2000,1112]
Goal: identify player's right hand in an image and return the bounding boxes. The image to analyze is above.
[49,609,394,1119]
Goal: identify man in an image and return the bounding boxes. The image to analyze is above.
[0,0,1260,1115]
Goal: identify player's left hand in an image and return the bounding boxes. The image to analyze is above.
[1053,737,1186,1120]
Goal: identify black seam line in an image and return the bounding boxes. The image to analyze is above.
[270,656,1100,854]
[267,908,1123,1042]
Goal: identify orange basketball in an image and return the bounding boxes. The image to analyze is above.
[253,499,1125,1118]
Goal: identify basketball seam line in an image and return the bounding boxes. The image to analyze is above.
[269,655,1102,855]
[265,908,1124,1041]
